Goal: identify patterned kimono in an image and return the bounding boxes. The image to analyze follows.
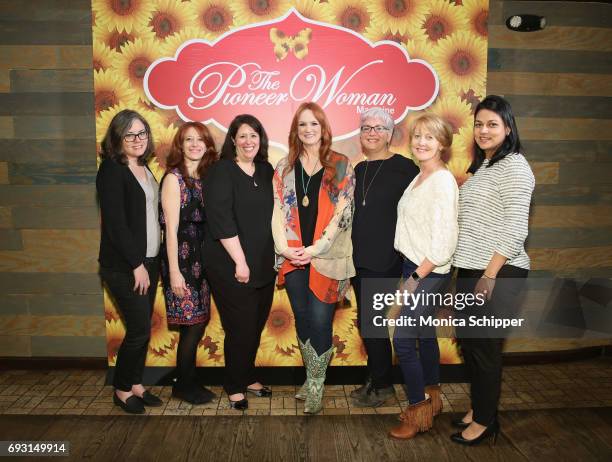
[272,151,356,303]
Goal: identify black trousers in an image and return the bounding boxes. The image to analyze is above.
[206,271,274,395]
[352,259,403,389]
[100,258,159,392]
[455,265,528,425]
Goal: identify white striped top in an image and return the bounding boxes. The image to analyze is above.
[452,153,535,270]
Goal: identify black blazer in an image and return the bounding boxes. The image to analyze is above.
[96,158,156,273]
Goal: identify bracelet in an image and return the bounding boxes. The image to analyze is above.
[482,273,496,280]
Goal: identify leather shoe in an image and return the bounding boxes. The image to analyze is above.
[138,390,163,407]
[228,397,248,410]
[113,393,145,414]
[246,386,272,397]
[450,420,500,446]
[172,385,215,405]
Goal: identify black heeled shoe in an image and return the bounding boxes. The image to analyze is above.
[228,397,249,410]
[450,420,500,446]
[246,385,272,397]
[451,417,472,428]
[138,390,164,407]
[113,392,145,414]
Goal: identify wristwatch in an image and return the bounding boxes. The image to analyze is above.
[410,271,421,282]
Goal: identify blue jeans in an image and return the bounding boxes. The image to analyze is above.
[393,259,449,404]
[284,268,335,355]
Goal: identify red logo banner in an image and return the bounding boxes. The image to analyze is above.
[144,9,439,150]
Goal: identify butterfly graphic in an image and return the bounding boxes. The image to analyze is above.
[269,27,312,61]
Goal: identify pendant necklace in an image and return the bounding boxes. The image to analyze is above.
[361,157,387,206]
[300,157,320,207]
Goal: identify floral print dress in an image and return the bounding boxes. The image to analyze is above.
[159,169,210,325]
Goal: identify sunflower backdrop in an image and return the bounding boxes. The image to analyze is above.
[93,0,489,369]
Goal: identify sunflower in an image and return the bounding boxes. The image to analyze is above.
[403,38,430,61]
[105,318,126,366]
[230,0,292,27]
[256,337,300,366]
[428,94,472,136]
[113,37,162,102]
[261,290,297,353]
[103,288,120,322]
[147,343,177,367]
[92,40,118,71]
[328,0,371,34]
[363,22,426,45]
[161,27,213,57]
[367,0,427,35]
[438,337,462,364]
[136,0,196,42]
[197,334,225,366]
[148,115,179,172]
[461,0,488,38]
[93,23,139,52]
[333,304,357,340]
[149,288,177,354]
[431,31,486,93]
[94,69,139,116]
[334,330,366,365]
[92,0,153,33]
[293,0,334,23]
[389,111,420,159]
[420,0,467,44]
[191,0,235,36]
[446,125,473,184]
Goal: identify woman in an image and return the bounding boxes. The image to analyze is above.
[159,122,217,404]
[202,114,275,410]
[350,107,419,408]
[390,113,458,439]
[97,109,163,414]
[272,102,355,414]
[451,95,534,445]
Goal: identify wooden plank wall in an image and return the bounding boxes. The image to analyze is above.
[0,0,610,357]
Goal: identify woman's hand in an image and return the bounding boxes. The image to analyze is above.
[474,275,496,301]
[282,246,310,267]
[133,264,150,295]
[170,270,188,298]
[235,261,250,284]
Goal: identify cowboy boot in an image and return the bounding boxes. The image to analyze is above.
[389,397,433,440]
[303,342,334,414]
[295,338,310,401]
[425,384,443,416]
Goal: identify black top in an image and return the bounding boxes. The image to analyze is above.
[202,158,276,288]
[295,159,324,247]
[96,158,156,273]
[352,154,419,272]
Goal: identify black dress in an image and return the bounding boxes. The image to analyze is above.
[159,169,210,325]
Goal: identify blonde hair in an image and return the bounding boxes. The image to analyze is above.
[409,113,453,158]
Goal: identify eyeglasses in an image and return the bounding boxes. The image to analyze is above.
[124,130,148,143]
[360,125,389,134]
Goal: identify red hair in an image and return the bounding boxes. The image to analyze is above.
[166,122,217,188]
[285,102,335,179]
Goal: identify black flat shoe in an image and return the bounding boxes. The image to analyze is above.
[138,390,163,407]
[246,386,272,397]
[451,417,472,428]
[228,397,248,410]
[450,421,500,446]
[113,393,145,414]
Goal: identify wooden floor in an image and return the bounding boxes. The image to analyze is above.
[1,407,611,461]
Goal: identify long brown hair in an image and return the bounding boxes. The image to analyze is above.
[100,109,154,166]
[285,102,334,179]
[166,122,217,188]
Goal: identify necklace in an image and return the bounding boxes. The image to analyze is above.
[238,161,257,187]
[361,157,387,206]
[300,157,320,207]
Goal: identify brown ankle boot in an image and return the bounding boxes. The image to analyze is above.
[425,384,443,416]
[389,398,433,440]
